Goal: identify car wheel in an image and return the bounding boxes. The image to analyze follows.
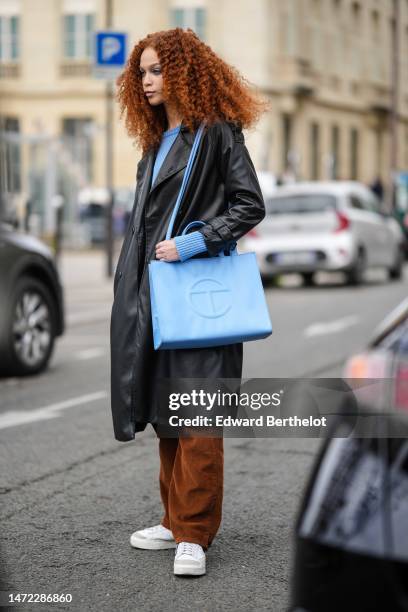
[346,250,366,286]
[388,246,404,281]
[302,272,315,287]
[1,276,57,376]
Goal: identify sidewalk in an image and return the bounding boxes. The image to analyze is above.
[59,249,117,327]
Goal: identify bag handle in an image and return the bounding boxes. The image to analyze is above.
[181,220,238,257]
[181,220,206,234]
[165,123,206,241]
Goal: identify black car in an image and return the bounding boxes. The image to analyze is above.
[0,224,64,375]
[290,299,408,611]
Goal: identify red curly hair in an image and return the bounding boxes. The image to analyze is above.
[116,28,269,155]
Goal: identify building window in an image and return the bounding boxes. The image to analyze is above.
[375,128,382,176]
[311,0,321,20]
[406,26,408,82]
[351,2,361,32]
[370,10,383,80]
[63,13,94,59]
[331,125,340,179]
[62,118,94,183]
[0,116,21,192]
[310,122,320,180]
[371,9,379,37]
[406,25,408,53]
[0,15,20,61]
[280,0,297,56]
[281,114,293,173]
[170,7,206,40]
[350,127,359,180]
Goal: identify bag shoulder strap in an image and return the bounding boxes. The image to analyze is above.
[165,122,205,241]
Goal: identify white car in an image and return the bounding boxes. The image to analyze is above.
[241,181,405,285]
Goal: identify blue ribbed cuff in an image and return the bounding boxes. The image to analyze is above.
[174,231,208,262]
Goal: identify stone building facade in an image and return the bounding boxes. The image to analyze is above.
[1,0,408,227]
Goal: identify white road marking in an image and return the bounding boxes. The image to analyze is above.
[304,315,359,338]
[75,348,107,360]
[60,334,109,342]
[67,308,111,326]
[0,378,20,387]
[0,390,108,431]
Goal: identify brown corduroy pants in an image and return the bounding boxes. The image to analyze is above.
[153,429,224,551]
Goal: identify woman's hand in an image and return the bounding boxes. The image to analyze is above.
[155,239,180,262]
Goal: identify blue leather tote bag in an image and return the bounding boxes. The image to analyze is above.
[148,123,272,350]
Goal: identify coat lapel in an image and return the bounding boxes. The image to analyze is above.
[148,130,192,195]
[134,126,194,226]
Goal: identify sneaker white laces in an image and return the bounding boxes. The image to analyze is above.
[177,542,202,557]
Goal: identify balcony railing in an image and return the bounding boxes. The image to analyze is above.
[0,63,20,79]
[59,60,92,78]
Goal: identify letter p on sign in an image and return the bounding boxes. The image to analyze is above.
[102,36,121,61]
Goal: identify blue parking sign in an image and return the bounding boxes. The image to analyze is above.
[96,31,127,66]
[94,31,127,79]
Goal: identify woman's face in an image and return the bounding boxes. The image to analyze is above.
[139,47,164,106]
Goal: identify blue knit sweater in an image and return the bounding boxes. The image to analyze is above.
[152,124,208,262]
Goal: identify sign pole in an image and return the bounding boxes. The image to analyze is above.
[105,0,114,278]
[93,14,126,278]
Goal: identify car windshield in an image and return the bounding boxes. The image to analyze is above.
[265,194,337,215]
[80,204,106,218]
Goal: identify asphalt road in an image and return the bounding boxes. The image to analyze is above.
[1,266,407,612]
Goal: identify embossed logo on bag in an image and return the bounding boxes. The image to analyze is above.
[189,278,232,318]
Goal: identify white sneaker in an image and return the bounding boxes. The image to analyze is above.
[130,524,176,550]
[174,541,206,576]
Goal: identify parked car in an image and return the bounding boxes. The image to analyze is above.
[241,181,405,286]
[256,170,277,198]
[0,224,65,375]
[78,187,135,244]
[343,296,408,410]
[394,171,408,258]
[290,299,408,611]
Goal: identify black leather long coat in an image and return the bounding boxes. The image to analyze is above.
[110,120,265,441]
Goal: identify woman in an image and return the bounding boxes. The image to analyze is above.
[110,27,268,576]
